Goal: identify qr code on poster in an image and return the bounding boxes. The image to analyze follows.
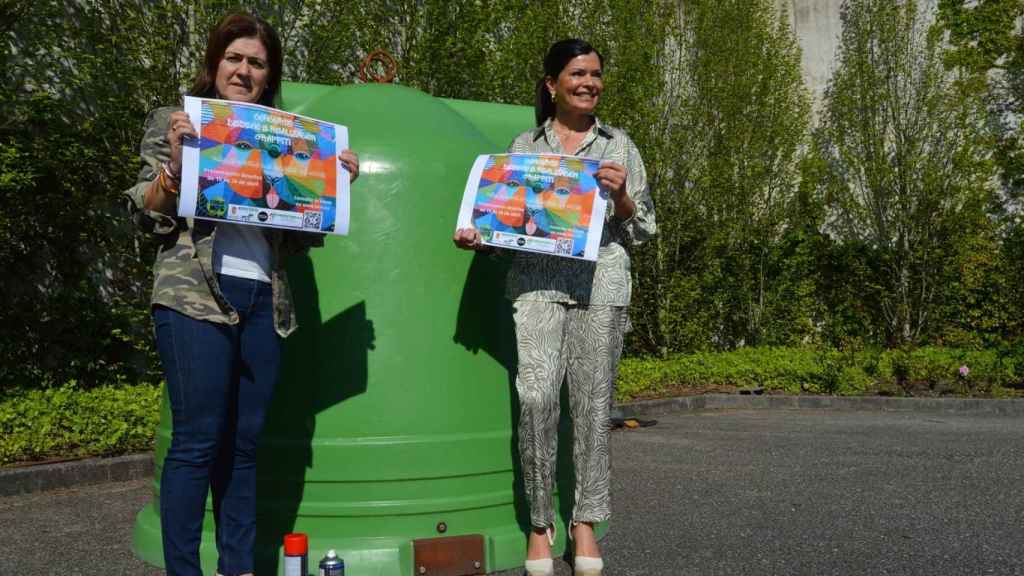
[302,211,322,230]
[555,238,573,255]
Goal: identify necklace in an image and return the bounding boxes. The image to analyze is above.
[552,121,590,154]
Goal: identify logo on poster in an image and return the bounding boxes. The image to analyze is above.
[209,198,227,218]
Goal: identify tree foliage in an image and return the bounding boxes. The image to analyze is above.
[1,2,166,388]
[629,0,814,353]
[937,0,1024,197]
[0,0,676,387]
[937,0,1023,75]
[816,0,997,345]
[1,0,1021,393]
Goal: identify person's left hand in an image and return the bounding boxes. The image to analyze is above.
[339,149,360,183]
[596,161,627,203]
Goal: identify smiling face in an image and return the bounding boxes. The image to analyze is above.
[546,52,603,116]
[214,36,269,103]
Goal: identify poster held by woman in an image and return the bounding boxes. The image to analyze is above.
[178,96,351,235]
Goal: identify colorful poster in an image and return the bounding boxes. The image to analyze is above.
[456,153,606,261]
[179,96,350,235]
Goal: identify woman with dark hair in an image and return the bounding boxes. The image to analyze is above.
[454,39,656,576]
[123,13,359,576]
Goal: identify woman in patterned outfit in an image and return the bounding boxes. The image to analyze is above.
[454,39,656,576]
[124,13,359,576]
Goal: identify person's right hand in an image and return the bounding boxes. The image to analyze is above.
[166,111,198,178]
[453,227,484,251]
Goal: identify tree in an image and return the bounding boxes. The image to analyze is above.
[817,0,995,345]
[931,1,1024,347]
[936,0,1024,200]
[937,0,1022,76]
[630,0,813,352]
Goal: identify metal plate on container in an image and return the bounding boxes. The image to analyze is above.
[412,534,485,575]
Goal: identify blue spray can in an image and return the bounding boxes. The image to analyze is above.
[319,549,345,576]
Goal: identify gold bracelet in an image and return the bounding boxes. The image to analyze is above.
[158,168,179,195]
[162,162,181,183]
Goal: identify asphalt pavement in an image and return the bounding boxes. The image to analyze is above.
[3,406,1023,576]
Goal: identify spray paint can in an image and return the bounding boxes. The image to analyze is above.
[283,533,308,576]
[319,549,345,576]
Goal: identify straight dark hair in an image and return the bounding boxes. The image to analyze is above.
[534,39,604,126]
[189,13,283,107]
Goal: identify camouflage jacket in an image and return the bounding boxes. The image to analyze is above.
[504,117,657,306]
[123,106,323,337]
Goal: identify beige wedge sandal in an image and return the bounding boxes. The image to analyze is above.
[570,521,604,576]
[573,555,604,576]
[524,525,556,576]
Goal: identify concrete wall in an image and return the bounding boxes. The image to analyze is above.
[778,0,845,108]
[776,0,939,111]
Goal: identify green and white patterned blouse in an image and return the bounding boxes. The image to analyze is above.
[504,117,657,306]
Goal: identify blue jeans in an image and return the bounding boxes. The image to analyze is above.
[154,274,281,576]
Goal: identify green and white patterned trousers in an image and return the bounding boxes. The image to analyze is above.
[513,300,628,529]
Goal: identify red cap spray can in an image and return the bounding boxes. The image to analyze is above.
[283,533,308,576]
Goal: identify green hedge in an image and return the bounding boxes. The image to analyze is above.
[0,383,160,466]
[3,346,1023,466]
[616,346,1024,402]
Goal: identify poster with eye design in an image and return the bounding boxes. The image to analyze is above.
[456,153,606,261]
[179,96,350,235]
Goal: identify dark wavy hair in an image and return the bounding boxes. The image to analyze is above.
[188,13,283,107]
[534,39,604,126]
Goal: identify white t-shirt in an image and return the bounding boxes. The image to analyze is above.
[213,223,272,283]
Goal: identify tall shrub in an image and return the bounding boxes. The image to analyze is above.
[937,0,1024,197]
[816,0,995,346]
[0,2,174,388]
[629,0,813,353]
[934,0,1024,347]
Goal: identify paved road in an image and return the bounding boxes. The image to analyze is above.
[3,408,1023,575]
